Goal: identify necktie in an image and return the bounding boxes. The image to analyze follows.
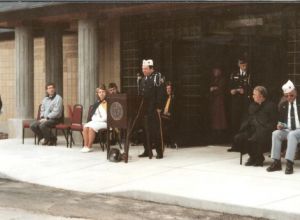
[291,102,296,130]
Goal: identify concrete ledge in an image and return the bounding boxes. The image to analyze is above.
[111,191,300,220]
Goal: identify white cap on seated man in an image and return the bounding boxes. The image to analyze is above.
[267,79,299,174]
[282,80,295,94]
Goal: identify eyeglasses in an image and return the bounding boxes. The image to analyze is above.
[285,94,295,98]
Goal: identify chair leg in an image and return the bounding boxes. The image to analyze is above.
[80,131,84,147]
[240,152,243,165]
[67,129,70,148]
[117,131,122,150]
[99,133,104,151]
[62,130,68,148]
[54,129,57,146]
[22,127,25,144]
[70,131,73,148]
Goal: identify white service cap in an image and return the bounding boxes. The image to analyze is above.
[142,59,153,67]
[282,80,295,94]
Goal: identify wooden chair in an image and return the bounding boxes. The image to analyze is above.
[22,104,41,144]
[67,104,84,148]
[55,105,80,147]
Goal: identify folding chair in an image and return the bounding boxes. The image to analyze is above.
[67,104,83,148]
[55,105,73,147]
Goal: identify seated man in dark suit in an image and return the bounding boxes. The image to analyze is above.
[161,81,178,148]
[233,86,277,166]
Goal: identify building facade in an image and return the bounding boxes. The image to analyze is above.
[0,3,298,145]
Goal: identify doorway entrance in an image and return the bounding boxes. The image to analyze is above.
[171,36,286,146]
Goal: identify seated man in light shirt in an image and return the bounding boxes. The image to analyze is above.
[267,80,300,174]
[30,82,63,146]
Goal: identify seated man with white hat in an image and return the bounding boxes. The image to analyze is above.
[267,80,300,174]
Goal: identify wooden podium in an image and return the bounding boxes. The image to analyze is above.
[106,93,142,163]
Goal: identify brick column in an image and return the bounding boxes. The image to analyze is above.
[9,26,34,138]
[45,27,63,96]
[78,19,99,121]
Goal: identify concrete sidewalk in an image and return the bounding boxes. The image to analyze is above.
[0,138,300,220]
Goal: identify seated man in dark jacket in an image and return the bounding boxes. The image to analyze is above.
[233,86,277,166]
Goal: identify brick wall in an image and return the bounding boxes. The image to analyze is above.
[34,37,46,119]
[0,34,79,126]
[0,27,120,129]
[0,40,15,125]
[287,11,300,87]
[63,34,78,117]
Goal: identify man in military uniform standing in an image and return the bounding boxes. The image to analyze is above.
[228,58,252,152]
[138,59,164,159]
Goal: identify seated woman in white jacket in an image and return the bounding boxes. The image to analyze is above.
[81,85,107,153]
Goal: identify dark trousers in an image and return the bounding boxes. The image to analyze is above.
[234,129,266,161]
[162,116,176,146]
[30,119,59,141]
[231,95,248,137]
[142,113,162,155]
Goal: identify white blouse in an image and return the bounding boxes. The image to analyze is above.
[91,102,107,122]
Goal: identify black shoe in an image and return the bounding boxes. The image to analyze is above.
[227,147,239,152]
[156,154,163,159]
[266,159,282,172]
[48,137,57,146]
[285,160,294,175]
[254,161,264,167]
[138,152,149,158]
[254,155,265,167]
[245,157,256,166]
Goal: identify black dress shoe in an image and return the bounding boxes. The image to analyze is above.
[245,157,256,166]
[227,147,239,152]
[156,154,163,159]
[138,152,149,158]
[47,137,57,146]
[254,155,265,167]
[254,161,264,167]
[285,160,294,175]
[266,159,282,172]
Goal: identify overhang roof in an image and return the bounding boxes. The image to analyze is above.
[0,2,61,13]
